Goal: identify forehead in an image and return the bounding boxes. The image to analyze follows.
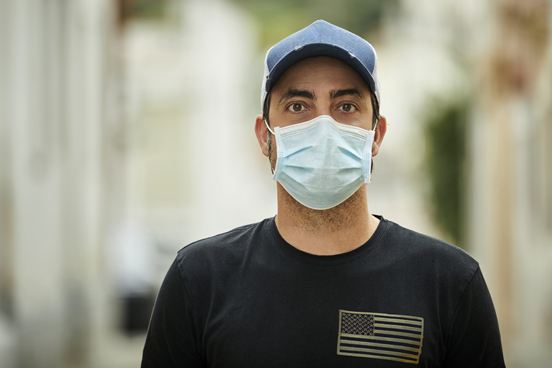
[271,56,370,95]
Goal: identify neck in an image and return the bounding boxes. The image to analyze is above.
[275,184,380,255]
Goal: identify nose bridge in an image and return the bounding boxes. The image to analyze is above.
[315,94,332,118]
[318,106,332,117]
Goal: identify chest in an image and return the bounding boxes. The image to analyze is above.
[195,270,445,367]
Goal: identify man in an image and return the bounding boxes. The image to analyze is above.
[142,20,505,367]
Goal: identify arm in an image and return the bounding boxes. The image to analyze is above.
[141,259,205,368]
[442,267,506,367]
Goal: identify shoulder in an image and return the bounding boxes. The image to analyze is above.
[174,218,271,276]
[380,218,479,282]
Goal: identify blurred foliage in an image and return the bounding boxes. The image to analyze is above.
[231,0,399,48]
[120,0,398,42]
[424,98,468,248]
[119,0,168,21]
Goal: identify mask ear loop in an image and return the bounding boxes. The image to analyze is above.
[265,119,275,135]
[265,119,275,174]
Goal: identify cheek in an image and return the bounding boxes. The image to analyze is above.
[333,113,372,130]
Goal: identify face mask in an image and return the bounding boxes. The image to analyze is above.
[266,115,375,210]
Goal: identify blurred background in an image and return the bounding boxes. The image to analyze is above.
[0,0,551,367]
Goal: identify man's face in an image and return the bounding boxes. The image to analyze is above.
[268,56,374,131]
[254,56,386,176]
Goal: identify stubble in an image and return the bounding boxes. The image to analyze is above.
[269,132,366,234]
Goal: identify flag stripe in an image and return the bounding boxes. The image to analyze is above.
[340,337,420,356]
[340,346,419,360]
[339,333,421,346]
[374,330,422,339]
[376,317,423,326]
[338,351,418,364]
[339,338,421,353]
[374,323,422,332]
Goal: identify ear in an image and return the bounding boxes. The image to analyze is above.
[255,114,269,157]
[372,115,387,157]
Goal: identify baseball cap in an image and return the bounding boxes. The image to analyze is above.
[261,20,381,109]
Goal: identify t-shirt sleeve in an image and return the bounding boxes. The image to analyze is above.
[442,267,506,367]
[141,258,205,368]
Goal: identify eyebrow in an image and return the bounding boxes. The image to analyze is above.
[278,89,316,105]
[277,87,365,106]
[330,88,365,101]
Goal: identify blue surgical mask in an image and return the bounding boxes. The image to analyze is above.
[266,115,375,210]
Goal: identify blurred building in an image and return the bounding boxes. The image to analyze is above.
[0,0,127,367]
[467,0,552,365]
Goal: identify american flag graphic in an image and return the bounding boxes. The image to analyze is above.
[337,310,424,364]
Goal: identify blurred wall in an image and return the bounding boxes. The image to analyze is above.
[0,0,123,367]
[120,0,276,289]
[467,0,552,365]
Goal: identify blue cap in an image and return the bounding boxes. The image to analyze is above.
[261,20,380,109]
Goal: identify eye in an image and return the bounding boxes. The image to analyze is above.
[287,103,306,113]
[338,103,357,113]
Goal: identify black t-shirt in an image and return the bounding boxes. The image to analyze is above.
[141,216,505,367]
